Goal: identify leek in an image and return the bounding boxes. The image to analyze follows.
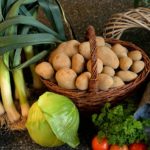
[0,55,20,122]
[0,101,5,116]
[23,10,43,89]
[24,45,43,89]
[4,0,31,117]
[12,69,29,117]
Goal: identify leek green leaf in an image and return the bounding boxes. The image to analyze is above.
[26,102,63,147]
[0,0,4,22]
[38,0,66,40]
[12,50,49,70]
[0,33,61,55]
[38,92,80,148]
[0,15,59,37]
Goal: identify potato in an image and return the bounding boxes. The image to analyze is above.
[87,58,103,73]
[105,43,112,48]
[119,56,133,71]
[49,40,80,62]
[79,42,91,59]
[131,60,145,73]
[111,43,128,58]
[75,72,91,90]
[55,68,77,89]
[35,62,54,80]
[52,53,71,71]
[97,46,119,69]
[48,48,64,63]
[111,76,125,88]
[97,73,114,91]
[117,71,138,82]
[64,40,80,57]
[102,66,115,76]
[128,50,142,61]
[96,36,105,47]
[72,53,85,74]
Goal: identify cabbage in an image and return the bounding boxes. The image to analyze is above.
[26,92,80,148]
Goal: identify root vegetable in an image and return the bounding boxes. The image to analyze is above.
[75,72,91,90]
[87,59,103,74]
[117,71,137,82]
[72,53,85,74]
[102,66,115,76]
[35,62,54,80]
[48,48,64,63]
[128,50,142,61]
[119,56,133,71]
[49,40,80,63]
[131,60,145,73]
[52,53,71,71]
[96,36,105,47]
[98,73,114,91]
[79,42,91,60]
[63,40,80,57]
[105,43,112,48]
[112,43,128,58]
[111,76,125,88]
[55,68,77,89]
[97,46,119,69]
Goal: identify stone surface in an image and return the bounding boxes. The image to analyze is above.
[60,0,134,40]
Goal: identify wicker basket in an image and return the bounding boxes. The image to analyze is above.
[41,26,150,113]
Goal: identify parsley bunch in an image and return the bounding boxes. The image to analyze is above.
[92,103,150,146]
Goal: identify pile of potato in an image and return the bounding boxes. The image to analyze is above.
[35,37,145,91]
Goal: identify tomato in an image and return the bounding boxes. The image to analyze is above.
[92,136,109,150]
[110,144,129,150]
[129,143,147,150]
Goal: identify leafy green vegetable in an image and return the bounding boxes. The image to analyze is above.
[92,103,150,146]
[26,102,63,147]
[26,92,80,148]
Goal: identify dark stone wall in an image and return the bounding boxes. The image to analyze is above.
[60,0,134,40]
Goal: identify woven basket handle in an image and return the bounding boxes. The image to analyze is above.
[86,26,98,92]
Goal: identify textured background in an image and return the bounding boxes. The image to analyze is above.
[60,0,133,40]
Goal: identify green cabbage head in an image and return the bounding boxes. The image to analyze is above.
[26,92,80,148]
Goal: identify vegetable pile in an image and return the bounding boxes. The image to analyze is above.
[0,0,66,125]
[92,102,150,149]
[36,39,145,91]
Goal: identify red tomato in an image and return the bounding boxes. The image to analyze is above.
[92,136,109,150]
[129,143,147,150]
[110,144,129,150]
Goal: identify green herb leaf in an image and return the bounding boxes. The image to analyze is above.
[92,103,150,146]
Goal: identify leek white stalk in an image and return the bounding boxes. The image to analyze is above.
[12,69,30,117]
[0,55,20,123]
[24,45,43,89]
[0,101,5,116]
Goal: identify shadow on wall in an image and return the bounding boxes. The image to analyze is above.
[60,0,134,40]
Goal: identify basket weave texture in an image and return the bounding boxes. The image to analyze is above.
[103,7,150,39]
[41,26,150,113]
